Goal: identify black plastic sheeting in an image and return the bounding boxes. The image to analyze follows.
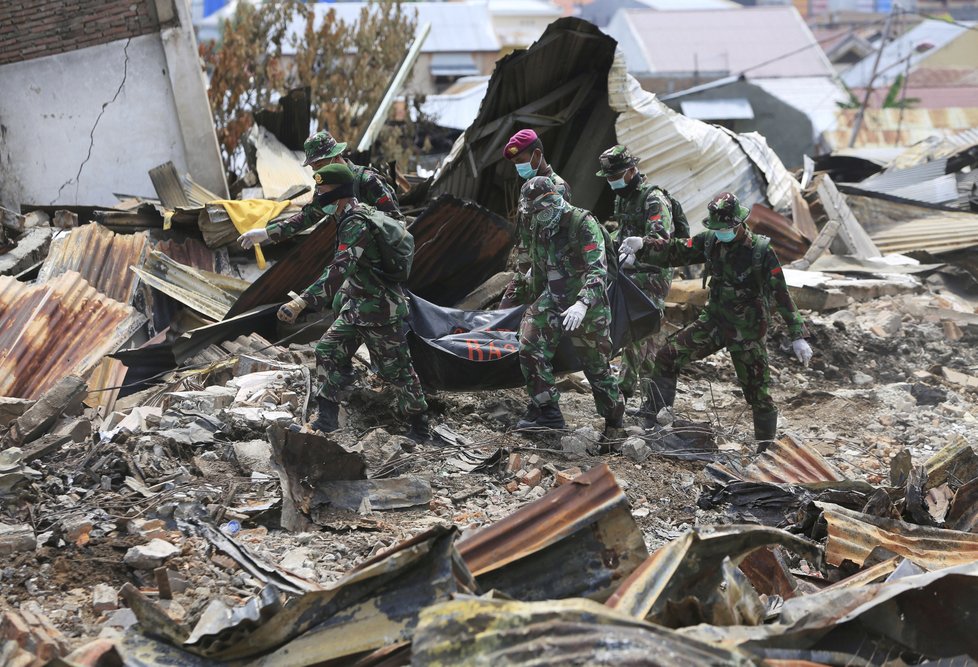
[407,274,660,391]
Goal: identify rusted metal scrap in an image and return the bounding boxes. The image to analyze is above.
[819,501,978,569]
[411,597,755,667]
[119,525,473,665]
[457,463,649,602]
[605,525,822,628]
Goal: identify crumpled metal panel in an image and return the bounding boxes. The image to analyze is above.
[457,463,649,602]
[131,250,246,321]
[747,204,811,263]
[36,223,149,304]
[605,525,822,626]
[154,237,216,273]
[411,597,755,667]
[0,271,145,399]
[843,191,978,255]
[120,525,470,665]
[747,436,845,485]
[608,51,786,235]
[824,108,978,151]
[818,502,978,569]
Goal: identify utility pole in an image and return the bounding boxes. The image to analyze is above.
[848,5,898,148]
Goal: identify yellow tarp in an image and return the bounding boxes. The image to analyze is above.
[211,199,290,269]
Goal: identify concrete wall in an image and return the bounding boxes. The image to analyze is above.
[0,0,227,209]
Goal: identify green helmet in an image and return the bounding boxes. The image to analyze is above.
[596,144,637,177]
[303,131,347,166]
[704,192,750,230]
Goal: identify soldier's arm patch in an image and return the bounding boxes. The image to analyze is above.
[376,195,391,206]
[686,238,694,248]
[338,243,349,251]
[583,243,598,252]
[770,266,782,275]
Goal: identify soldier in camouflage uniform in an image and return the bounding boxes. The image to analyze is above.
[596,144,674,413]
[622,192,814,451]
[238,130,402,385]
[515,176,624,443]
[499,129,573,309]
[276,163,430,442]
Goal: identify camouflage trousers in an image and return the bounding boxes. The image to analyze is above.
[518,296,623,419]
[618,270,671,397]
[315,317,428,416]
[652,315,774,413]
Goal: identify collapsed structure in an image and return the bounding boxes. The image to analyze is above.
[3,16,978,667]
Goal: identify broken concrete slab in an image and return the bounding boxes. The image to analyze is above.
[0,397,33,429]
[316,477,433,513]
[2,376,87,447]
[0,523,36,555]
[232,440,274,476]
[123,539,181,570]
[0,227,53,276]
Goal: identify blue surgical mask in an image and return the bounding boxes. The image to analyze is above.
[516,161,538,179]
[608,177,626,190]
[714,228,737,243]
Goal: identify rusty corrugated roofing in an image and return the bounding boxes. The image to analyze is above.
[457,463,649,601]
[154,237,216,273]
[0,271,145,399]
[37,223,150,304]
[824,108,978,150]
[818,502,978,569]
[746,436,846,484]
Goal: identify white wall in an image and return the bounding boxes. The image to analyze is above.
[0,27,226,209]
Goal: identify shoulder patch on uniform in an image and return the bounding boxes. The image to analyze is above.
[583,243,598,252]
[770,266,782,275]
[338,243,349,251]
[685,238,694,247]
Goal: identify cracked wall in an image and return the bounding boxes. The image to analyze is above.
[0,0,227,210]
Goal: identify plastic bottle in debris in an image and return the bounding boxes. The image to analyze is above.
[221,520,241,537]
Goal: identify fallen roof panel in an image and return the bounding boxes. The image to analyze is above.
[36,223,150,304]
[818,502,978,569]
[457,463,649,602]
[842,191,978,255]
[0,271,145,399]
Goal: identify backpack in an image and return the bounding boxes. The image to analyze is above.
[613,182,690,240]
[362,208,414,283]
[702,231,772,304]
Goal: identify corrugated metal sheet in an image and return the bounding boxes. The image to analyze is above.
[843,191,978,255]
[154,237,216,273]
[858,158,949,191]
[609,51,795,233]
[412,597,755,666]
[0,271,145,399]
[83,356,128,415]
[744,436,846,484]
[432,17,620,222]
[457,463,649,602]
[889,127,978,169]
[818,502,978,569]
[132,250,247,321]
[823,108,978,151]
[747,204,811,263]
[36,223,150,304]
[149,162,192,208]
[226,196,513,317]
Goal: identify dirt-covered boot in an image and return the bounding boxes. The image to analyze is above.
[642,377,677,428]
[753,409,778,453]
[310,398,340,433]
[600,403,626,454]
[516,403,565,431]
[405,412,432,444]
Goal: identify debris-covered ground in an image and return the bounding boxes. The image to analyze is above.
[4,287,978,665]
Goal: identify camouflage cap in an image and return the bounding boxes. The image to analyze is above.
[596,144,637,177]
[704,192,751,230]
[303,131,347,166]
[521,175,558,212]
[313,162,355,186]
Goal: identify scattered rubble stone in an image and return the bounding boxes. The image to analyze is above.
[622,437,652,463]
[123,539,181,570]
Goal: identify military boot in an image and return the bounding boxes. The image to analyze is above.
[516,402,540,427]
[516,403,565,431]
[600,402,626,454]
[405,411,432,444]
[310,398,340,433]
[642,377,677,428]
[753,409,779,453]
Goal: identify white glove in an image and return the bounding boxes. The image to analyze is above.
[561,300,587,331]
[277,295,307,323]
[239,228,270,249]
[620,236,643,255]
[619,253,636,268]
[792,339,813,367]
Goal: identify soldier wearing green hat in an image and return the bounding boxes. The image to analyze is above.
[276,162,431,442]
[596,144,677,415]
[623,191,813,451]
[237,130,401,250]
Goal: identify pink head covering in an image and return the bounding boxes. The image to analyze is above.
[503,129,539,160]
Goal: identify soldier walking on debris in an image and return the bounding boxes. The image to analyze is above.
[499,129,573,309]
[622,192,813,451]
[597,144,680,415]
[237,130,401,386]
[275,163,431,442]
[515,176,625,445]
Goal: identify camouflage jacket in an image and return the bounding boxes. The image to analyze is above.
[267,161,400,241]
[502,169,571,306]
[612,175,674,284]
[648,231,808,340]
[299,201,408,325]
[527,205,608,311]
